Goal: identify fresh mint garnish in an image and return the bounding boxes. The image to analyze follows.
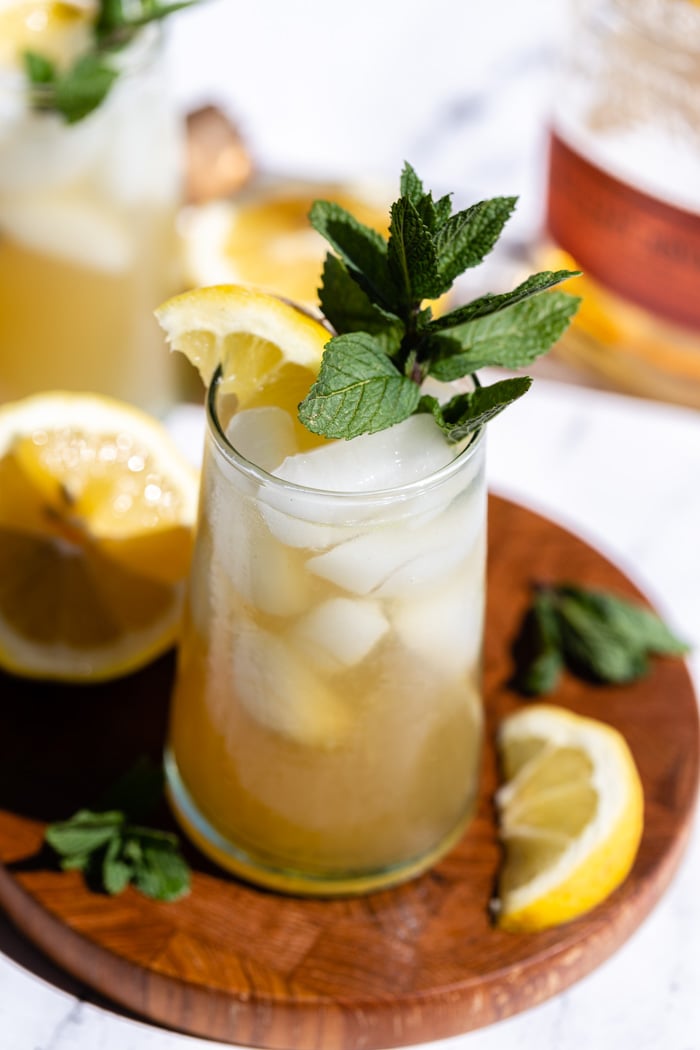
[44,757,190,902]
[515,583,689,695]
[23,0,196,124]
[299,163,581,442]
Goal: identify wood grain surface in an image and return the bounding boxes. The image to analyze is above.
[0,495,697,1049]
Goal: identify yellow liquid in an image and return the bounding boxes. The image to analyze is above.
[166,434,486,895]
[0,206,179,413]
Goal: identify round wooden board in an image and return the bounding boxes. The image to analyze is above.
[0,495,697,1049]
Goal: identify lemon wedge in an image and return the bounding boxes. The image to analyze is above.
[155,283,330,446]
[0,392,198,682]
[494,703,644,932]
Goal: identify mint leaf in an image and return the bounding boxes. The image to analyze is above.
[133,841,191,902]
[102,836,134,895]
[96,0,195,38]
[298,333,421,439]
[318,254,404,355]
[23,50,56,87]
[44,759,191,902]
[559,585,689,657]
[419,376,531,442]
[23,0,194,122]
[514,582,689,694]
[428,291,581,380]
[308,164,582,441]
[428,270,580,331]
[435,197,517,286]
[398,163,451,232]
[388,197,443,304]
[399,161,424,205]
[309,201,396,312]
[515,590,565,695]
[45,810,124,857]
[557,594,649,683]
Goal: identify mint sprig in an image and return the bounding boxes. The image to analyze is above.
[44,757,191,902]
[515,583,689,695]
[299,163,581,443]
[23,0,196,124]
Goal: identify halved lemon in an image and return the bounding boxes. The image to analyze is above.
[178,179,391,311]
[0,392,199,683]
[494,703,644,932]
[155,283,330,447]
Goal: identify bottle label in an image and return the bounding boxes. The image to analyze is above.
[546,132,700,332]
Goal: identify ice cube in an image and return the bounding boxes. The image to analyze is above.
[226,408,298,474]
[274,414,456,492]
[231,626,351,747]
[290,597,389,672]
[306,492,484,598]
[392,567,485,678]
[208,465,309,617]
[0,192,131,271]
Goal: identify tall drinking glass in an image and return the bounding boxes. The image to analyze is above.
[165,368,487,896]
[0,27,183,414]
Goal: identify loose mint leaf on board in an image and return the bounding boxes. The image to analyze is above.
[514,591,565,696]
[419,376,531,443]
[102,836,134,895]
[435,197,517,286]
[44,759,191,902]
[132,841,191,902]
[428,292,581,380]
[298,333,421,439]
[309,201,396,312]
[45,810,124,859]
[557,594,650,683]
[513,582,689,695]
[318,254,404,355]
[558,585,690,657]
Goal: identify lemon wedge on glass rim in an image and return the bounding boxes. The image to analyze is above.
[494,703,644,932]
[155,283,330,449]
[0,391,198,683]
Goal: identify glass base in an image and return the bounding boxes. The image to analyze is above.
[164,748,476,898]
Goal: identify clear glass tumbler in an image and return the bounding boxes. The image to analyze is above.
[165,369,487,896]
[0,27,183,414]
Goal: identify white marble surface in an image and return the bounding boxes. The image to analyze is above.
[2,1,699,1048]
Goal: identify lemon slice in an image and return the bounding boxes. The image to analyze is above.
[0,392,199,683]
[0,1,96,70]
[155,284,330,446]
[179,179,391,310]
[494,703,644,932]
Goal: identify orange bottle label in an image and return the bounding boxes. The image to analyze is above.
[546,132,700,332]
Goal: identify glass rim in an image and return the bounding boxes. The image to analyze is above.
[205,365,486,504]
